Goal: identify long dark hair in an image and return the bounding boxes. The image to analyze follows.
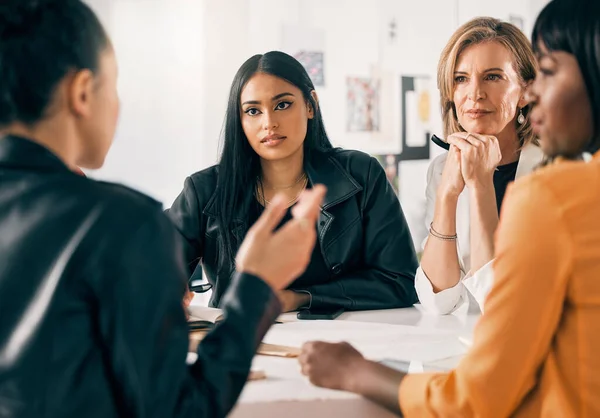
[532,0,600,153]
[0,0,108,127]
[214,51,333,271]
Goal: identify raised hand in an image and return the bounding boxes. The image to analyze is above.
[235,185,327,290]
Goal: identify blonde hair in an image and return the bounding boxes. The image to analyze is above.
[437,17,538,146]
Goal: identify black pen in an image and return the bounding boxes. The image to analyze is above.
[430,134,450,150]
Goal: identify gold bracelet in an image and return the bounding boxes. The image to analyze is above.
[429,222,457,241]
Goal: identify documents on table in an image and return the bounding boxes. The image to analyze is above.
[261,321,468,363]
[190,320,467,363]
[188,330,301,358]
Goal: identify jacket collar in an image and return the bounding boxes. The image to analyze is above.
[0,135,72,174]
[305,150,362,210]
[203,150,363,220]
[515,143,545,180]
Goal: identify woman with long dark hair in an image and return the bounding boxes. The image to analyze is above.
[299,0,600,415]
[0,0,325,416]
[168,51,419,312]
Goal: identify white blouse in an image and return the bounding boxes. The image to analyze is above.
[415,143,545,314]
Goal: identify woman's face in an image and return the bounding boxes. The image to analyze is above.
[528,43,593,158]
[453,41,527,142]
[240,72,314,163]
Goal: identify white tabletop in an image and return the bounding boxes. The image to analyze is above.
[228,305,480,418]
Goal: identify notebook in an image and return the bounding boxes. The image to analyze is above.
[187,306,224,331]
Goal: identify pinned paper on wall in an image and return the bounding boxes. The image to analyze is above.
[346,77,380,132]
[399,75,431,161]
[375,153,401,197]
[282,25,326,87]
[294,51,325,86]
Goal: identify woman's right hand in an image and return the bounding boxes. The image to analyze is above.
[447,132,501,190]
[438,144,466,199]
[235,186,326,291]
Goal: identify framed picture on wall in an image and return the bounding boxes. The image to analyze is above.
[282,25,326,87]
[399,75,431,161]
[374,153,401,197]
[294,51,325,87]
[346,77,381,132]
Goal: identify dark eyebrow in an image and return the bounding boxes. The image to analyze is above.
[242,92,295,106]
[272,92,295,101]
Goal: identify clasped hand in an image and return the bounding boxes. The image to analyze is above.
[439,132,502,198]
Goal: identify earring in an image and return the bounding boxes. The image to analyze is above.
[517,108,525,124]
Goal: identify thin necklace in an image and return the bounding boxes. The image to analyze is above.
[256,175,309,207]
[261,172,307,190]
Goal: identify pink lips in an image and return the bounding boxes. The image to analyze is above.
[465,109,493,119]
[261,134,286,146]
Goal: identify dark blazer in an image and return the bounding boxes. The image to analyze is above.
[167,148,419,310]
[0,135,281,418]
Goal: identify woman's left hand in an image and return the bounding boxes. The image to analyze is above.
[183,289,194,309]
[447,132,502,190]
[299,341,365,391]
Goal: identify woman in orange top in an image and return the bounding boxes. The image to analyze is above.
[298,0,600,416]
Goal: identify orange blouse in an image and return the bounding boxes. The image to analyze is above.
[400,151,600,417]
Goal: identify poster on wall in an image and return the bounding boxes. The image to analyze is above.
[294,51,325,86]
[375,153,401,197]
[399,75,431,161]
[282,25,326,87]
[346,77,380,132]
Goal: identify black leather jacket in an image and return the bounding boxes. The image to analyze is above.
[167,149,419,310]
[0,136,281,418]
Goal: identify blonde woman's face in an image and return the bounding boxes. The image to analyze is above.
[452,42,527,141]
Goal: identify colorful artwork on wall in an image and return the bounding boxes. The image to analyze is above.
[375,153,401,197]
[346,77,380,132]
[294,51,325,86]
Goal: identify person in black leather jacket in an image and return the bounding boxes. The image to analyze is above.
[0,2,326,417]
[168,51,419,312]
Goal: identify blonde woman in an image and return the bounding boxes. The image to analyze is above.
[300,2,600,415]
[415,17,544,314]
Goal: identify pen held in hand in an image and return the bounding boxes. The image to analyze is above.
[431,134,450,150]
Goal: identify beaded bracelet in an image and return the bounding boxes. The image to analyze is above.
[429,222,458,241]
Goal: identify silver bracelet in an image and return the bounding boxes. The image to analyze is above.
[429,222,457,241]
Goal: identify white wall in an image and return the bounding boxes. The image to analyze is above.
[86,0,207,204]
[529,0,551,25]
[85,0,547,248]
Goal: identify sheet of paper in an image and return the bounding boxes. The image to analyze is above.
[235,322,468,404]
[239,356,359,403]
[187,306,223,323]
[261,321,467,363]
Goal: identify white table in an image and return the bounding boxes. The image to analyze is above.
[228,305,480,418]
